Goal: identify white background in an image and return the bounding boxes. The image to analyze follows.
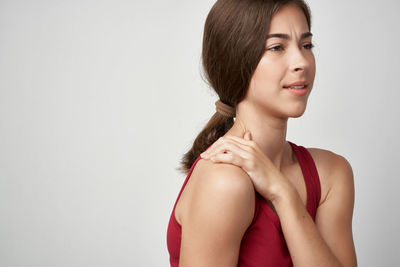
[1,0,399,266]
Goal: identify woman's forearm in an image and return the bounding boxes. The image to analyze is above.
[272,187,343,267]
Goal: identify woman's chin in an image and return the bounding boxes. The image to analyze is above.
[287,104,307,118]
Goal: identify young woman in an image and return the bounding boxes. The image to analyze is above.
[167,0,357,266]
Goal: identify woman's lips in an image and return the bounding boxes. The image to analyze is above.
[284,86,307,96]
[284,80,308,87]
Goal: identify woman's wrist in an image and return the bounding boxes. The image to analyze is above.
[270,178,299,209]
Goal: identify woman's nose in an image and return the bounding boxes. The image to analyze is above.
[290,47,309,72]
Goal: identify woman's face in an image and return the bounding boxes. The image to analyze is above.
[244,4,316,119]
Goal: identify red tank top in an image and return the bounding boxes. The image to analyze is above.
[166,141,321,266]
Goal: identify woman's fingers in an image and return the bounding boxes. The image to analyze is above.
[201,137,250,159]
[244,131,252,140]
[202,134,253,155]
[200,136,228,157]
[206,141,257,171]
[208,150,245,167]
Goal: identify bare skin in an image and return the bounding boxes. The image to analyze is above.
[175,3,357,267]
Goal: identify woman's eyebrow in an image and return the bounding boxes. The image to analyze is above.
[266,32,313,40]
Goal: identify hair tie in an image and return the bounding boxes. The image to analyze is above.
[215,100,236,118]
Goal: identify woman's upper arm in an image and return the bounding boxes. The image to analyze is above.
[315,153,357,267]
[179,164,255,267]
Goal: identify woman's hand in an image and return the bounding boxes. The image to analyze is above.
[200,131,292,202]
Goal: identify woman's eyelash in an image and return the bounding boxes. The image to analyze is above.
[268,45,283,51]
[303,43,315,49]
[267,43,314,51]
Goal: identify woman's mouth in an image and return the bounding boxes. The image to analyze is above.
[283,85,307,96]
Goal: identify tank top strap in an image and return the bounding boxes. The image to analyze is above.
[288,141,321,219]
[171,156,202,212]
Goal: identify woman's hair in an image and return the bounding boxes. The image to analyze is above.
[179,0,311,174]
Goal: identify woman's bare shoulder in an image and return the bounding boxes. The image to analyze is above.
[192,158,255,193]
[306,147,352,175]
[182,158,256,226]
[179,159,256,267]
[306,147,354,205]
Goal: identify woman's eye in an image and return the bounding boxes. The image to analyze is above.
[266,43,314,52]
[303,43,315,50]
[268,45,283,52]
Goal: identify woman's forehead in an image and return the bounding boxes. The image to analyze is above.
[268,4,309,34]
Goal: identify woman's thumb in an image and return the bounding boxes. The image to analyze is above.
[244,131,252,140]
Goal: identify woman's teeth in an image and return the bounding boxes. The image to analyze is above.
[285,85,306,89]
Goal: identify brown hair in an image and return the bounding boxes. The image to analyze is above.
[179,0,312,173]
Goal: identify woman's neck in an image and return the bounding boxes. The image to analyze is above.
[224,101,294,171]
